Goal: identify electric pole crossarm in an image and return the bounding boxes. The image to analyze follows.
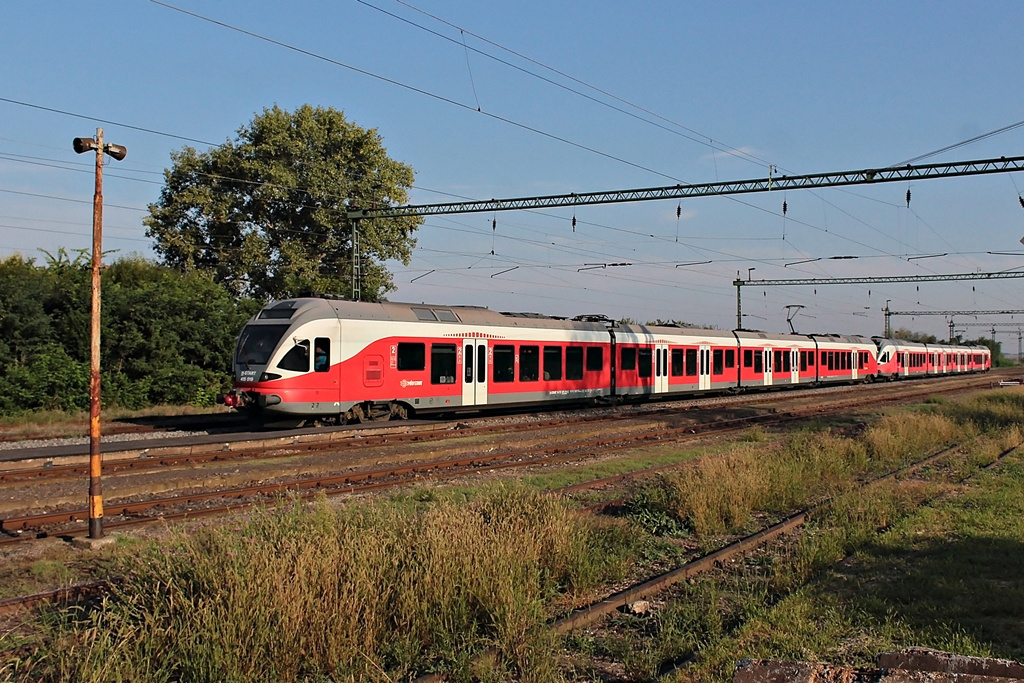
[348,154,1024,220]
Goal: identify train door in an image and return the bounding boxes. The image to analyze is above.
[763,347,773,386]
[462,339,488,406]
[314,333,340,407]
[791,349,800,383]
[698,344,712,391]
[850,350,858,380]
[655,343,669,394]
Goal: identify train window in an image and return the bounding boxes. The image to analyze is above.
[477,345,487,383]
[800,351,807,372]
[397,343,426,371]
[808,351,815,367]
[685,348,698,376]
[586,347,603,372]
[277,340,310,372]
[782,351,791,373]
[236,324,290,366]
[638,348,652,378]
[430,344,457,384]
[493,345,515,382]
[412,307,437,321]
[465,344,474,383]
[544,346,563,381]
[621,347,637,371]
[773,350,783,373]
[743,349,752,368]
[725,349,735,369]
[713,349,724,375]
[671,349,684,376]
[257,304,297,320]
[753,351,763,374]
[314,338,330,372]
[434,310,460,322]
[519,346,539,382]
[566,347,584,380]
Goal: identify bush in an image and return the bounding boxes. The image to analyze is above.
[0,254,258,416]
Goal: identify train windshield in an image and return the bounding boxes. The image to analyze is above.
[236,324,290,366]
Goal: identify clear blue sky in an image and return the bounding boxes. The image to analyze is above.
[3,1,1024,342]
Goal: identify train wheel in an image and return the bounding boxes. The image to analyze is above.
[353,402,392,423]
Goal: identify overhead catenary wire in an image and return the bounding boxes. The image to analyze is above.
[6,5,1024,325]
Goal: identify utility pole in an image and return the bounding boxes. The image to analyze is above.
[351,215,360,302]
[73,129,126,541]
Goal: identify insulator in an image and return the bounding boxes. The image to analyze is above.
[782,200,788,215]
[572,215,576,232]
[676,204,681,219]
[1019,195,1024,210]
[906,189,911,207]
[492,218,496,231]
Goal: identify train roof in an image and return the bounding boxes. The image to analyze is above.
[257,298,612,331]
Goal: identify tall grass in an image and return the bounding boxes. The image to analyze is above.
[18,486,637,682]
[631,412,961,539]
[939,388,1024,433]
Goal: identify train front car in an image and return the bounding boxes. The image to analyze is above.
[221,298,342,426]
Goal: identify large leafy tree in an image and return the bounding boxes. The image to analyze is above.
[145,104,421,301]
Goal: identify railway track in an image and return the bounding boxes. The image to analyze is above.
[413,439,1021,682]
[0,372,1002,544]
[0,370,1001,473]
[6,421,1016,678]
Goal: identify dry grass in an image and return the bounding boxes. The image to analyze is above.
[8,485,637,682]
[635,412,962,541]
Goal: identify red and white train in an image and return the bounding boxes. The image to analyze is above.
[219,297,991,425]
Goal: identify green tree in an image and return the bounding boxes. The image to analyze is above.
[0,254,262,415]
[144,104,421,301]
[891,327,939,343]
[101,256,261,406]
[0,254,57,363]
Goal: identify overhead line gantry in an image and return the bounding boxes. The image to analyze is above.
[733,272,1024,333]
[344,154,1024,300]
[349,154,1024,219]
[883,308,1024,340]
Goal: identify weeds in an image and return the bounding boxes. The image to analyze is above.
[10,485,639,682]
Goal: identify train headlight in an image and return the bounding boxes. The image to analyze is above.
[259,372,281,382]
